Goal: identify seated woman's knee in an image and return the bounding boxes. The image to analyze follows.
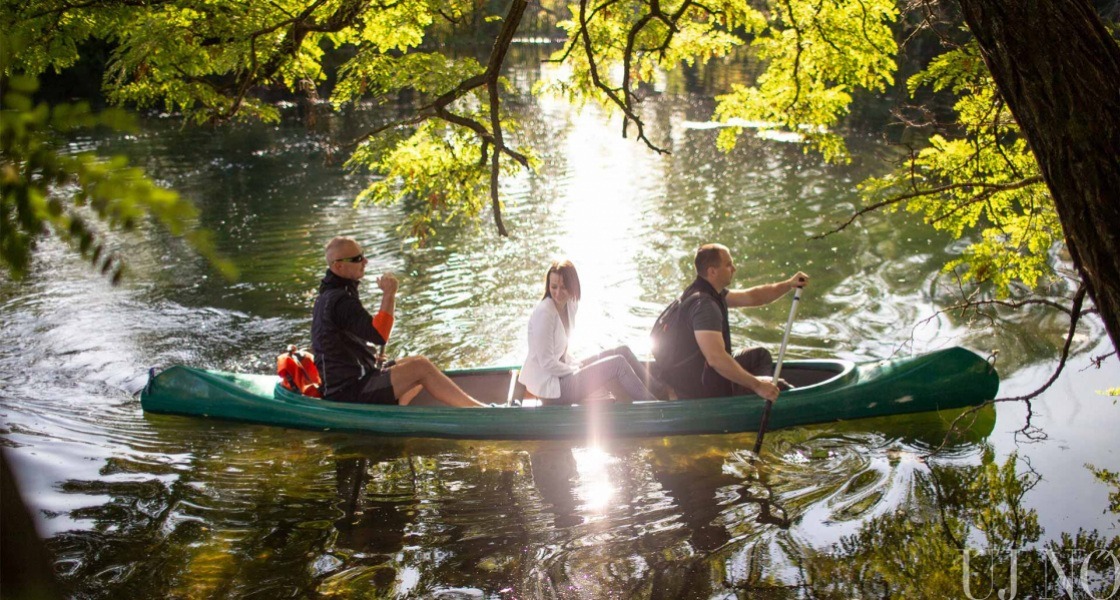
[603,355,630,377]
[611,345,637,360]
[414,355,437,372]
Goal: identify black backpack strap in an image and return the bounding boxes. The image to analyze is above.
[297,349,321,382]
[672,292,708,368]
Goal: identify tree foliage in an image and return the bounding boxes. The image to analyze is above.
[712,0,898,162]
[858,41,1060,297]
[3,0,1117,314]
[1,35,235,283]
[811,452,1120,599]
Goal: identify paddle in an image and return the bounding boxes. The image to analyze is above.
[752,281,805,456]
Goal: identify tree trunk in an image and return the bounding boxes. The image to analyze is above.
[957,0,1120,352]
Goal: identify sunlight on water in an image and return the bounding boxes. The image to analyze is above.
[555,106,662,355]
[572,446,618,514]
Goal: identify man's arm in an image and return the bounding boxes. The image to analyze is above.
[695,331,780,401]
[373,273,398,341]
[726,272,809,308]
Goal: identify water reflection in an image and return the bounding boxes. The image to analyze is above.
[14,395,1116,599]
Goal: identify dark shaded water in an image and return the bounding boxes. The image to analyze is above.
[2,54,1118,598]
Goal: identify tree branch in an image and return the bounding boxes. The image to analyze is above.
[923,284,1088,458]
[926,175,1043,226]
[856,0,891,55]
[485,0,530,236]
[813,175,1044,238]
[1088,350,1116,369]
[782,0,805,113]
[576,0,669,154]
[341,0,529,236]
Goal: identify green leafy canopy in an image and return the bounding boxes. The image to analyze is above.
[0,0,1073,298]
[861,43,1058,297]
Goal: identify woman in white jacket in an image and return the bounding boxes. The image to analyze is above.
[518,260,656,405]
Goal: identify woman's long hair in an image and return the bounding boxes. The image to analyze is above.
[542,260,581,301]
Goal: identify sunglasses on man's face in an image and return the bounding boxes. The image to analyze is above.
[334,254,365,263]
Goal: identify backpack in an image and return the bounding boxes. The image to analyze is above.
[277,345,322,398]
[650,292,704,375]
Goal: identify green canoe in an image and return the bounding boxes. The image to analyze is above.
[140,346,999,439]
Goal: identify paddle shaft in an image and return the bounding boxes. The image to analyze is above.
[753,285,804,455]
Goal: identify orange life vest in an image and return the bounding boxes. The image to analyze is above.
[277,346,322,398]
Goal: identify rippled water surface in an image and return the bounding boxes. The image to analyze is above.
[2,56,1119,599]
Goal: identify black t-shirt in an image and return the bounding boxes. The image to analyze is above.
[688,291,726,333]
[659,278,733,398]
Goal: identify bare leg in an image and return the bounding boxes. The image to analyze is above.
[390,356,486,407]
[397,385,422,406]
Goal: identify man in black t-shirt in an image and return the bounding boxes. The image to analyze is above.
[658,243,809,400]
[311,236,486,407]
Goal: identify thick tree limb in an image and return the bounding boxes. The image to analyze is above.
[782,0,805,112]
[342,0,530,235]
[485,0,530,236]
[575,0,669,154]
[957,0,1120,352]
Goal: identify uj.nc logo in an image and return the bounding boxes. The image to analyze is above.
[962,548,1120,600]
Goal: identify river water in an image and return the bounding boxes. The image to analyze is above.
[2,51,1118,598]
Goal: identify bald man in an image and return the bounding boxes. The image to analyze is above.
[311,236,486,408]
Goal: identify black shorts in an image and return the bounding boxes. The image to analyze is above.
[332,368,397,405]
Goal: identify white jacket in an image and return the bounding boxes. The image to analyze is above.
[518,298,578,398]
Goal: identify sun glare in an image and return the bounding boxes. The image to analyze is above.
[554,106,662,356]
[572,445,617,513]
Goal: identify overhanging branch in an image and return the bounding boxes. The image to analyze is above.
[576,0,669,154]
[923,284,1089,458]
[813,175,1044,238]
[345,0,531,236]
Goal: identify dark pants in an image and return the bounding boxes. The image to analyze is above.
[679,347,773,399]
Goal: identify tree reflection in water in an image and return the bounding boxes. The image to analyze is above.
[44,412,1118,598]
[809,450,1120,599]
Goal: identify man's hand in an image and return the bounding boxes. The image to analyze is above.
[787,271,810,290]
[751,376,780,402]
[377,272,398,295]
[375,272,398,325]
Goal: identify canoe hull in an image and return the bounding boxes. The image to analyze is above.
[140,347,999,439]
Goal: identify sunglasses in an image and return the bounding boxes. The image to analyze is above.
[333,254,365,263]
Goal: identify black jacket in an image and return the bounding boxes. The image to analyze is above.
[311,270,387,400]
